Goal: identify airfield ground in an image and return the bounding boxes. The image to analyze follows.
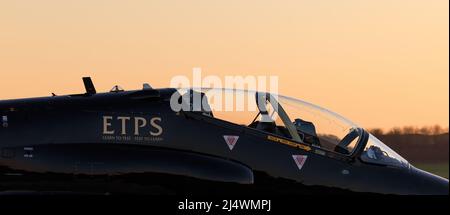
[415,163,449,179]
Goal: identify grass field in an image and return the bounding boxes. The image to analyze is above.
[414,163,449,179]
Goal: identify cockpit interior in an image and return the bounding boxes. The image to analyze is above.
[178,88,409,168]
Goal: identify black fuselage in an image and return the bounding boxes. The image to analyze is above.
[0,88,447,194]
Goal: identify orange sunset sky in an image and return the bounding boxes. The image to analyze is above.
[0,0,448,130]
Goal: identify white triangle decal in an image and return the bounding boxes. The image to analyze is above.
[292,155,308,170]
[223,135,239,151]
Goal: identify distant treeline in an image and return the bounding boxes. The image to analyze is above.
[368,125,449,136]
[367,125,449,164]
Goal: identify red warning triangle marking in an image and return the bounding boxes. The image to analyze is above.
[292,155,308,170]
[223,135,239,150]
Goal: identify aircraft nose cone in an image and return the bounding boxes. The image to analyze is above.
[410,166,448,195]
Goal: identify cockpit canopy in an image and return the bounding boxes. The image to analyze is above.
[175,88,409,168]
